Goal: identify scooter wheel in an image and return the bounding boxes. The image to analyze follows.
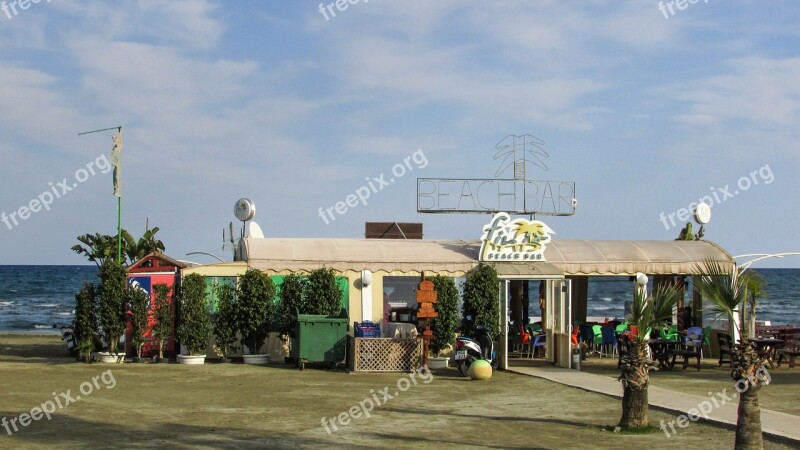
[459,355,475,377]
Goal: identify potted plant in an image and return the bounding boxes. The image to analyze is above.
[151,283,174,363]
[212,282,239,362]
[237,268,276,364]
[127,284,150,363]
[97,260,127,363]
[428,275,459,369]
[460,265,500,371]
[176,273,212,365]
[73,282,98,363]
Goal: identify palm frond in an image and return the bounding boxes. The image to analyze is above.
[693,258,747,337]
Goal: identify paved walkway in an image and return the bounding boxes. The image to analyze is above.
[508,365,799,442]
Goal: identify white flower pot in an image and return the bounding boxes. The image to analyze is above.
[95,352,125,364]
[243,354,270,365]
[177,355,206,365]
[428,357,450,369]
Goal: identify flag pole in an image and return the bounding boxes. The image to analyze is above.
[114,127,122,264]
[78,125,123,264]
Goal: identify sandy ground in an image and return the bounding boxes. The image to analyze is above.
[0,334,797,450]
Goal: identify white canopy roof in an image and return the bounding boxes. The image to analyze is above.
[238,238,734,276]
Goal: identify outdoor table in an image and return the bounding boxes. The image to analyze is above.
[648,339,680,370]
[748,338,785,369]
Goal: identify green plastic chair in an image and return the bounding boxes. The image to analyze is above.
[703,326,712,358]
[592,324,603,355]
[615,322,628,333]
[663,325,679,341]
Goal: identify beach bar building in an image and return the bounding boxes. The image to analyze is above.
[230,212,735,370]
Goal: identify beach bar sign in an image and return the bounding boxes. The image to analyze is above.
[416,134,576,215]
[479,212,554,262]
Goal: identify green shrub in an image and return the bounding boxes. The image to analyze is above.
[213,282,238,358]
[430,275,459,356]
[126,284,150,358]
[306,268,342,316]
[73,282,98,362]
[152,283,174,359]
[278,274,307,334]
[461,265,500,336]
[237,269,276,354]
[98,260,127,354]
[176,273,212,356]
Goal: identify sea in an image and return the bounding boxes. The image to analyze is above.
[0,266,798,334]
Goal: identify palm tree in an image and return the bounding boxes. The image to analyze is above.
[71,232,118,267]
[693,259,764,450]
[742,270,766,342]
[73,227,165,267]
[618,279,682,429]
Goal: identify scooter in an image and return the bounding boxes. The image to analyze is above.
[454,325,498,377]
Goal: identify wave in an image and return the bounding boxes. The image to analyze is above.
[37,304,61,308]
[33,324,55,329]
[0,301,13,307]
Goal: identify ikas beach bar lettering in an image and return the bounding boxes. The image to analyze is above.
[479,212,554,262]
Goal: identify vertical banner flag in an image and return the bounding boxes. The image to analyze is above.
[110,131,122,197]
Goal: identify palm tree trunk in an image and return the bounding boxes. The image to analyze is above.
[620,385,648,428]
[619,340,650,429]
[734,385,763,450]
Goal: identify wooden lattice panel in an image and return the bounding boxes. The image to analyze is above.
[350,338,423,372]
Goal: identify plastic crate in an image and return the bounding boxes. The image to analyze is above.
[354,321,381,338]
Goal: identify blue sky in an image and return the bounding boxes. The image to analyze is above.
[0,0,798,267]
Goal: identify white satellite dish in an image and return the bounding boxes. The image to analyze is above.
[234,198,256,222]
[694,202,711,224]
[249,221,265,239]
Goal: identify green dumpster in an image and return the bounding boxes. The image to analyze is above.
[292,308,349,370]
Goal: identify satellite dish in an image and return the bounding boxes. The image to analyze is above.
[694,202,711,224]
[249,221,265,239]
[234,198,256,222]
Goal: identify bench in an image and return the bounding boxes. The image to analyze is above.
[776,331,799,369]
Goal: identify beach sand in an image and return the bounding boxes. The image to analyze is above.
[0,334,797,449]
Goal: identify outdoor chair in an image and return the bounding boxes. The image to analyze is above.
[614,322,628,334]
[703,326,712,357]
[592,324,603,357]
[532,332,546,358]
[517,325,533,358]
[670,328,703,371]
[663,325,679,341]
[600,326,618,358]
[509,324,520,354]
[717,332,734,368]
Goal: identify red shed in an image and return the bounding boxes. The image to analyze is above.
[126,253,188,359]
